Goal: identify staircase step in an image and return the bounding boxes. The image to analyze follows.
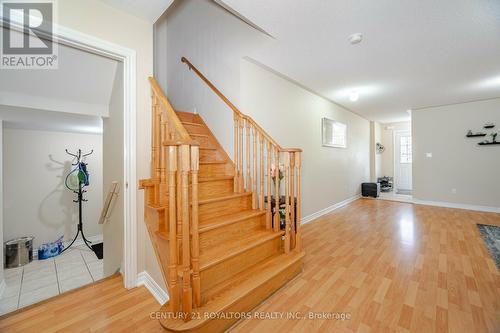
[182,121,209,135]
[198,192,252,220]
[199,230,284,294]
[190,133,214,149]
[199,210,266,253]
[197,176,234,200]
[175,111,202,124]
[159,251,304,332]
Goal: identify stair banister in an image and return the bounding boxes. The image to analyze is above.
[180,56,302,254]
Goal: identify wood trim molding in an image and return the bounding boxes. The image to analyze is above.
[0,19,140,289]
[301,194,362,225]
[137,271,169,305]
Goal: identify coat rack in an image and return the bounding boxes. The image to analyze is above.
[61,149,94,253]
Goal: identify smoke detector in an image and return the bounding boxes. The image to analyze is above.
[348,33,363,45]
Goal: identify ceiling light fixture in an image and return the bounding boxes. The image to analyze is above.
[348,33,363,45]
[349,91,359,102]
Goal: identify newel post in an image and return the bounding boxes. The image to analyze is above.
[190,145,201,307]
[167,145,180,312]
[180,144,192,319]
[295,152,302,252]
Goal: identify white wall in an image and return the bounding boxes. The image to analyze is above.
[370,121,382,181]
[0,121,4,288]
[57,0,154,282]
[413,98,500,208]
[3,128,103,249]
[380,121,411,178]
[241,60,370,217]
[102,63,124,277]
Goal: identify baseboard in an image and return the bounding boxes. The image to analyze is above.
[0,279,6,299]
[301,194,361,225]
[137,271,169,305]
[412,199,500,213]
[33,234,103,260]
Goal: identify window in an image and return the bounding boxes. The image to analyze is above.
[322,118,347,148]
[400,136,412,163]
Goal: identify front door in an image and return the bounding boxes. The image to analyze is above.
[394,130,412,193]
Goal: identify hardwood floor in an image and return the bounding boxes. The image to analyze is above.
[1,199,499,332]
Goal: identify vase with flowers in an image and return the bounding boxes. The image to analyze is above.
[270,163,285,229]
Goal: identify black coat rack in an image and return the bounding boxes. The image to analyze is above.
[61,149,94,253]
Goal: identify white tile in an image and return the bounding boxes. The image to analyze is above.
[4,267,23,278]
[86,260,103,271]
[59,274,93,293]
[0,295,19,315]
[2,282,21,298]
[22,265,56,283]
[81,250,99,263]
[55,251,83,264]
[89,268,104,281]
[21,274,58,293]
[23,259,54,273]
[19,284,59,308]
[56,264,89,281]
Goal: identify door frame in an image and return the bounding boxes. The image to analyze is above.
[2,19,138,288]
[393,129,412,192]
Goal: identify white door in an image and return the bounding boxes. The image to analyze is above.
[394,130,412,192]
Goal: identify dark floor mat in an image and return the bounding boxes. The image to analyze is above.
[91,242,103,260]
[477,224,500,270]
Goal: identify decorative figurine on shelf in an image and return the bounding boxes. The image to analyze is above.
[492,133,498,143]
[467,130,473,136]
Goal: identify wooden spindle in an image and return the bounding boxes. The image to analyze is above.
[284,151,290,253]
[190,145,201,307]
[259,136,265,212]
[238,117,244,192]
[176,147,182,264]
[180,144,192,319]
[252,126,257,209]
[167,145,179,312]
[246,121,251,192]
[274,148,280,232]
[295,152,302,252]
[289,152,296,250]
[265,141,271,229]
[234,114,239,192]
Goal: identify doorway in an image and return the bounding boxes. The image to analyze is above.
[394,130,413,195]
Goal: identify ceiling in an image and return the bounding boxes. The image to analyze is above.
[0,31,119,117]
[0,29,118,133]
[215,0,500,123]
[99,0,174,22]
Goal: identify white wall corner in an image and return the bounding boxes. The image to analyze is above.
[301,194,362,225]
[412,199,500,214]
[137,271,169,305]
[0,279,6,299]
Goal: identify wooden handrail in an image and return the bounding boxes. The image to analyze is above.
[149,76,191,141]
[180,57,302,153]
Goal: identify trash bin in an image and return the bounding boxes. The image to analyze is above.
[4,237,34,268]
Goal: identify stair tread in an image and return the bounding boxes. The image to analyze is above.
[198,192,251,205]
[200,229,284,270]
[160,251,304,330]
[200,160,227,165]
[190,133,209,138]
[181,121,204,127]
[199,209,265,233]
[198,175,233,182]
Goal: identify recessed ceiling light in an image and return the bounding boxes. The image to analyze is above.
[348,33,363,45]
[349,91,359,102]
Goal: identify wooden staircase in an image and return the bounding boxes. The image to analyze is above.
[139,58,304,332]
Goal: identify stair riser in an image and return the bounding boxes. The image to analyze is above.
[176,112,202,124]
[200,149,226,163]
[200,237,282,297]
[183,123,209,135]
[199,215,266,253]
[200,163,230,177]
[197,179,234,201]
[199,195,252,221]
[191,135,214,149]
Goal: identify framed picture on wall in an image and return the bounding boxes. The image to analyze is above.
[322,118,347,148]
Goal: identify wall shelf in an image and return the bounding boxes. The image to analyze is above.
[466,134,486,137]
[478,142,500,146]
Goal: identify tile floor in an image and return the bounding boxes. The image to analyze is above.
[0,244,104,315]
